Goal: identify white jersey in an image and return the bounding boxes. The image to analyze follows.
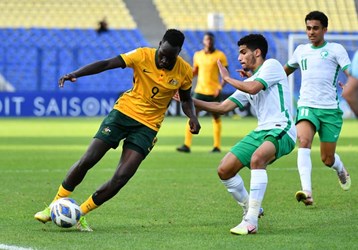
[229,59,296,142]
[287,41,351,109]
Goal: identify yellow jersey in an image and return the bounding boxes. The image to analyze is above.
[114,47,192,131]
[193,49,228,95]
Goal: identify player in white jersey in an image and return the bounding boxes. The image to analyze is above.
[342,51,358,116]
[193,34,296,235]
[284,11,351,206]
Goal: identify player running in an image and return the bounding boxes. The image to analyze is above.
[284,11,351,206]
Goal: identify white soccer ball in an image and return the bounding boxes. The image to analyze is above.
[50,198,81,228]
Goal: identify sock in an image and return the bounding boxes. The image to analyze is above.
[331,153,344,173]
[52,184,72,203]
[246,169,267,225]
[184,121,192,147]
[213,118,222,148]
[221,175,249,208]
[297,148,312,192]
[80,195,99,215]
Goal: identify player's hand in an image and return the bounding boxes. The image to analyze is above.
[338,80,345,89]
[237,69,252,78]
[217,60,230,81]
[189,117,201,134]
[58,73,77,88]
[172,91,181,102]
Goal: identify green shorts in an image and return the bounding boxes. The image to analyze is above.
[193,92,221,102]
[296,107,343,142]
[230,129,295,168]
[94,109,158,157]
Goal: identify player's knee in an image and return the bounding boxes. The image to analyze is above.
[321,154,334,167]
[297,135,312,148]
[250,154,266,169]
[217,165,233,180]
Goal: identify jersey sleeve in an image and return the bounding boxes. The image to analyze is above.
[228,89,248,109]
[120,48,144,68]
[286,45,302,69]
[335,44,351,71]
[219,51,228,67]
[193,52,199,68]
[180,65,193,91]
[254,59,283,90]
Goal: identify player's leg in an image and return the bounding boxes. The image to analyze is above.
[81,147,145,213]
[77,122,157,231]
[319,109,350,190]
[218,152,248,212]
[231,130,295,235]
[295,111,317,205]
[34,138,111,224]
[320,142,351,190]
[63,138,112,193]
[233,139,275,234]
[76,147,144,232]
[211,112,222,152]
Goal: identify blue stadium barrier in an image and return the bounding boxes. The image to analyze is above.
[0,28,150,93]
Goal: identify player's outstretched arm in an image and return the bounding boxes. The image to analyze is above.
[178,88,201,134]
[194,98,236,115]
[58,56,125,88]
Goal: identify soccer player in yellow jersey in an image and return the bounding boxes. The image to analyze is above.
[177,32,228,153]
[34,29,201,231]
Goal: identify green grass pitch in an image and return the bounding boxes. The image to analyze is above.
[0,116,357,249]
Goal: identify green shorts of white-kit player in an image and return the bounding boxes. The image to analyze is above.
[230,129,296,168]
[296,106,343,143]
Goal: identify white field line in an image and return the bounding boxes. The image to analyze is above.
[0,244,34,250]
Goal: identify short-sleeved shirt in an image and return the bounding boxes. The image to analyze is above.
[193,49,228,95]
[114,47,193,131]
[228,59,296,142]
[286,41,351,109]
[349,51,358,78]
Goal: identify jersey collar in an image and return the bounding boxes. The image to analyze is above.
[311,41,327,49]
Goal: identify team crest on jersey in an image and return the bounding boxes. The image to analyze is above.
[320,50,329,59]
[168,78,179,86]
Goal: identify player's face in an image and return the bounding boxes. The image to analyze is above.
[238,45,256,71]
[203,35,214,49]
[306,20,327,46]
[157,41,181,69]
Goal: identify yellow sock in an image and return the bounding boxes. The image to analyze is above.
[184,120,193,147]
[213,118,222,148]
[52,184,72,203]
[80,196,99,215]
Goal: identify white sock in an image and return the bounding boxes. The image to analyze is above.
[221,175,249,208]
[246,169,267,225]
[331,153,344,173]
[297,148,312,192]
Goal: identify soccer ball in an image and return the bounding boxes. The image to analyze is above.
[50,198,81,228]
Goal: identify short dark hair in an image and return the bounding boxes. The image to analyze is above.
[305,11,328,28]
[162,29,185,48]
[237,34,268,59]
[204,32,215,39]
